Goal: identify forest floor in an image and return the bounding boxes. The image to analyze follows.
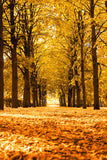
[0,106,107,160]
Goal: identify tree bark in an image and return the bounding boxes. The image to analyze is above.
[68,88,72,107]
[81,41,86,109]
[90,0,99,109]
[22,3,33,108]
[59,94,64,106]
[31,65,38,107]
[42,82,47,106]
[73,86,75,107]
[10,0,18,108]
[35,79,38,106]
[75,66,80,107]
[68,61,73,107]
[11,46,18,108]
[23,68,30,107]
[60,91,66,106]
[63,92,66,106]
[32,88,36,107]
[77,86,80,107]
[78,11,86,109]
[39,84,42,106]
[0,0,4,110]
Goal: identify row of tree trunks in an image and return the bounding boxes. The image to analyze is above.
[68,51,81,107]
[68,86,81,107]
[0,0,4,110]
[59,90,66,107]
[68,1,100,109]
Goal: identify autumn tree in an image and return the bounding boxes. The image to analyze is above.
[88,0,106,109]
[77,10,86,109]
[0,0,4,110]
[3,0,23,108]
[9,0,19,108]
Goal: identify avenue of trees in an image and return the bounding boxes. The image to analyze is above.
[0,0,107,110]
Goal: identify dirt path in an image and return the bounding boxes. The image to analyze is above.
[0,107,107,160]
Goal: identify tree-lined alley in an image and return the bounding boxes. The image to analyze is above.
[0,0,107,109]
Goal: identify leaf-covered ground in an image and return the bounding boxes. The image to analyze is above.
[0,106,107,160]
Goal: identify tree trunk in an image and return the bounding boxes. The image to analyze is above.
[23,69,30,107]
[0,0,4,110]
[39,84,41,106]
[32,87,36,107]
[75,80,80,108]
[22,3,33,108]
[68,88,72,107]
[81,41,86,109]
[90,0,99,110]
[63,92,66,106]
[42,82,47,106]
[68,63,73,107]
[11,46,18,108]
[77,86,80,107]
[31,69,38,107]
[35,79,38,106]
[78,11,86,109]
[10,0,18,108]
[73,86,75,107]
[59,94,63,106]
[75,66,80,107]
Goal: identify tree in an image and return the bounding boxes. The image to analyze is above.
[0,0,4,110]
[90,0,99,109]
[78,10,86,109]
[9,0,19,108]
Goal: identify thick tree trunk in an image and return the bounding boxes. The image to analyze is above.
[31,70,38,107]
[10,0,18,108]
[22,3,33,108]
[73,86,75,107]
[59,94,63,106]
[60,93,66,106]
[63,92,66,106]
[32,88,36,107]
[23,69,30,107]
[75,66,80,107]
[75,80,80,107]
[68,88,72,107]
[12,46,18,108]
[0,0,4,110]
[39,84,41,106]
[32,85,38,107]
[90,0,99,110]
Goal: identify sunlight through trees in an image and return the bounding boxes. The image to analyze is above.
[0,0,107,110]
